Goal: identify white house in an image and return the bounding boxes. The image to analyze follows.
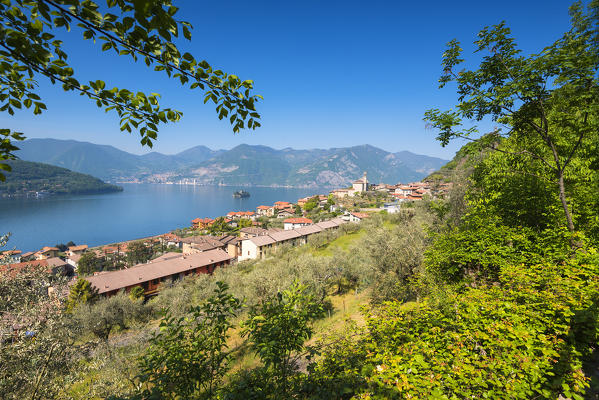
[349,212,370,223]
[239,235,276,261]
[283,217,313,230]
[383,202,401,213]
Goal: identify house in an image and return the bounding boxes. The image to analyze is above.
[274,201,291,209]
[192,217,215,229]
[283,217,313,230]
[85,249,232,297]
[66,253,82,270]
[1,250,21,263]
[1,257,73,277]
[294,224,323,244]
[227,211,257,220]
[330,188,351,198]
[395,186,413,196]
[20,251,35,261]
[256,205,274,217]
[161,233,182,248]
[217,235,242,258]
[35,246,59,260]
[383,202,401,214]
[352,172,370,193]
[239,235,277,261]
[239,227,268,239]
[349,212,370,222]
[297,197,312,207]
[180,236,226,254]
[67,245,88,257]
[276,209,295,219]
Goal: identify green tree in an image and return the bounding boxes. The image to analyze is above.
[73,291,146,341]
[129,285,145,301]
[138,281,241,399]
[65,277,98,313]
[0,265,78,399]
[76,251,103,275]
[423,0,599,236]
[0,0,262,180]
[241,282,324,396]
[126,240,152,265]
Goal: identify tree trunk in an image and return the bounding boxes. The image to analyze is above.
[557,170,575,233]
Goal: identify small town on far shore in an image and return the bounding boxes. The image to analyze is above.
[1,173,451,298]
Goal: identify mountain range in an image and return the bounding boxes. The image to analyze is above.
[14,139,448,187]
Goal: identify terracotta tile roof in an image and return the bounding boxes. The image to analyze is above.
[1,257,69,274]
[68,245,88,252]
[40,246,59,253]
[1,250,21,255]
[256,205,271,210]
[85,249,231,294]
[351,212,370,219]
[274,201,291,205]
[21,251,34,258]
[283,217,313,224]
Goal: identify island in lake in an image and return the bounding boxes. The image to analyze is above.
[1,160,123,197]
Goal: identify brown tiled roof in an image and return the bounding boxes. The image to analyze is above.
[85,249,231,294]
[1,257,68,274]
[248,235,276,247]
[268,230,302,242]
[240,227,268,235]
[315,220,340,229]
[180,236,223,247]
[151,252,185,263]
[295,225,323,235]
[283,217,313,224]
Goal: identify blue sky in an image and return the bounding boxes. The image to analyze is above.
[2,0,575,159]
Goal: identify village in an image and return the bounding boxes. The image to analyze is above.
[1,174,449,298]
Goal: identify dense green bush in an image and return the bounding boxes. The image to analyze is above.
[311,252,599,399]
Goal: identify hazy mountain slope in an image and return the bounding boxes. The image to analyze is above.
[17,139,152,180]
[15,139,448,186]
[175,145,224,163]
[181,145,292,186]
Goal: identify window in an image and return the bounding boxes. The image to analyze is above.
[152,279,159,285]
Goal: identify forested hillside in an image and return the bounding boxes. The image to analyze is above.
[0,160,123,196]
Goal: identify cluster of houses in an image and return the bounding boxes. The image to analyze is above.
[1,172,445,300]
[329,172,447,202]
[83,216,354,297]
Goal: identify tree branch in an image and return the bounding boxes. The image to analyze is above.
[0,43,158,121]
[44,0,226,95]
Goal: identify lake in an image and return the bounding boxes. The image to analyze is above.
[0,184,330,252]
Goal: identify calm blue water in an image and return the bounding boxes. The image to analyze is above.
[0,184,329,252]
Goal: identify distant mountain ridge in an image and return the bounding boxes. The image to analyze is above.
[15,139,448,187]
